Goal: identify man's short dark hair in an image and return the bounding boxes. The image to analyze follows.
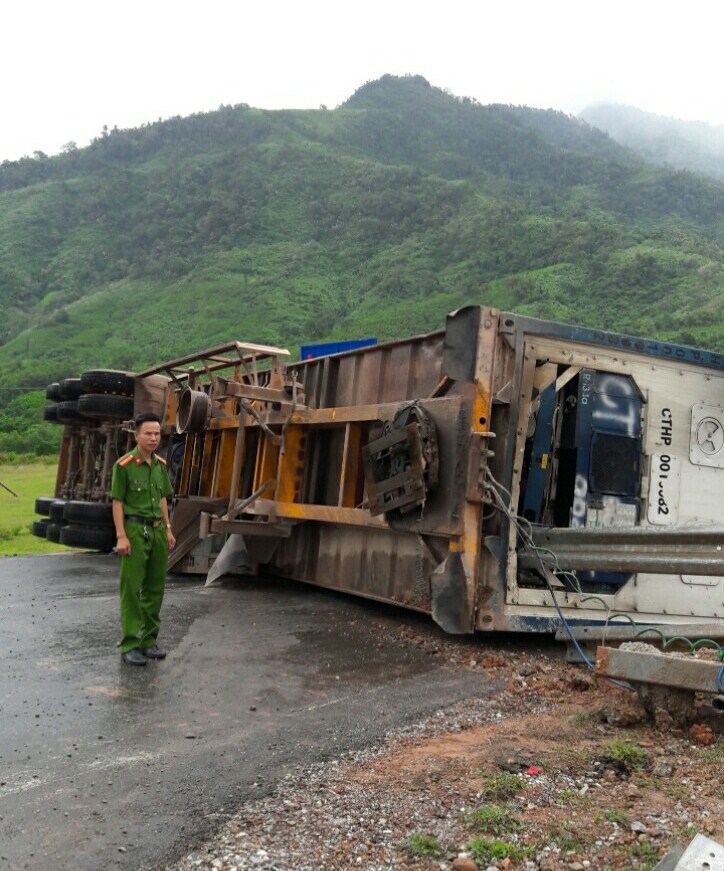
[134,412,162,431]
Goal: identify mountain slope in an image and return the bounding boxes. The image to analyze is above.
[580,103,724,182]
[1,75,723,453]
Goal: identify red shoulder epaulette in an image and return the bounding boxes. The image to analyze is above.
[118,453,134,467]
[155,454,167,465]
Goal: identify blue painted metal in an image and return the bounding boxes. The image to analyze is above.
[521,383,556,523]
[504,313,724,372]
[573,370,642,586]
[300,337,377,361]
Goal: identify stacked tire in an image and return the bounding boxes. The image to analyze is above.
[60,501,115,551]
[78,370,135,421]
[44,369,135,425]
[32,497,115,552]
[32,496,65,544]
[44,378,85,424]
[37,368,135,552]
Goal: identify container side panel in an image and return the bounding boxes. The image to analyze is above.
[269,525,438,611]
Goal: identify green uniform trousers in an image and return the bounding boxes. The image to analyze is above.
[119,522,168,653]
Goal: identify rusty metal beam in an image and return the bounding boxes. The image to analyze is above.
[225,478,275,521]
[209,518,293,538]
[595,645,724,694]
[220,383,297,404]
[239,400,282,445]
[135,341,290,378]
[248,499,391,530]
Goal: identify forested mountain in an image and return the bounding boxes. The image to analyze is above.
[580,103,724,181]
[2,75,723,453]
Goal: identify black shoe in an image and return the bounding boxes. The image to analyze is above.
[142,645,166,660]
[121,648,147,666]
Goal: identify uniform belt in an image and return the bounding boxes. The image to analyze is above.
[124,515,163,527]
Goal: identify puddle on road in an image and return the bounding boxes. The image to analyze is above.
[282,623,435,690]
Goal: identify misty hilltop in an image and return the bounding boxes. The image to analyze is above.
[580,103,724,182]
[1,74,724,452]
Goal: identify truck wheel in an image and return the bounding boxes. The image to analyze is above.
[32,519,50,538]
[59,378,84,400]
[63,501,114,526]
[45,382,63,402]
[59,524,115,552]
[56,401,86,424]
[46,522,62,543]
[49,500,66,524]
[43,406,60,423]
[34,497,56,516]
[80,370,135,396]
[78,393,134,420]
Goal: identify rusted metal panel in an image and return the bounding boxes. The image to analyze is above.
[168,496,226,570]
[269,524,439,612]
[293,331,446,409]
[133,373,170,421]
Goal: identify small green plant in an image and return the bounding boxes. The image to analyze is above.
[572,709,597,726]
[467,838,534,864]
[604,808,631,827]
[634,842,658,858]
[466,805,519,835]
[403,834,441,857]
[702,742,723,763]
[604,740,650,769]
[550,823,585,853]
[481,772,524,801]
[558,788,574,803]
[614,839,659,869]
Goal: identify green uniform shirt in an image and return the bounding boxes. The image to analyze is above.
[111,447,173,519]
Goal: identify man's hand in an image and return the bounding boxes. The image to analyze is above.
[116,534,131,556]
[167,529,176,551]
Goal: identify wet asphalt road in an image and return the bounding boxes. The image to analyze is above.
[0,555,496,871]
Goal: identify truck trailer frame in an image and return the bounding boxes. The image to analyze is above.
[39,306,724,635]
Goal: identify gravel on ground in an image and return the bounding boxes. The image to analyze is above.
[158,625,724,871]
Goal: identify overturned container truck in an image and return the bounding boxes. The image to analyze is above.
[35,306,724,635]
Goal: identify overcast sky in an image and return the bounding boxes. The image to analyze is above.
[3,0,723,162]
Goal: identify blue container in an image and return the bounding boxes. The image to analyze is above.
[300,337,377,361]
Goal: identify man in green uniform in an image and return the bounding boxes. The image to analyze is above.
[111,413,176,666]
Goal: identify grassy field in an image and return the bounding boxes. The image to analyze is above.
[0,462,74,556]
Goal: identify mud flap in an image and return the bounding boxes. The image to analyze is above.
[205,534,252,587]
[430,551,474,634]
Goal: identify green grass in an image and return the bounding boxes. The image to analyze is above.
[465,805,519,836]
[603,741,650,770]
[551,824,586,853]
[480,772,524,801]
[603,808,631,827]
[701,742,723,763]
[0,462,72,556]
[467,838,534,864]
[402,834,441,857]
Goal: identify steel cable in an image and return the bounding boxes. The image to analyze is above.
[484,467,724,692]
